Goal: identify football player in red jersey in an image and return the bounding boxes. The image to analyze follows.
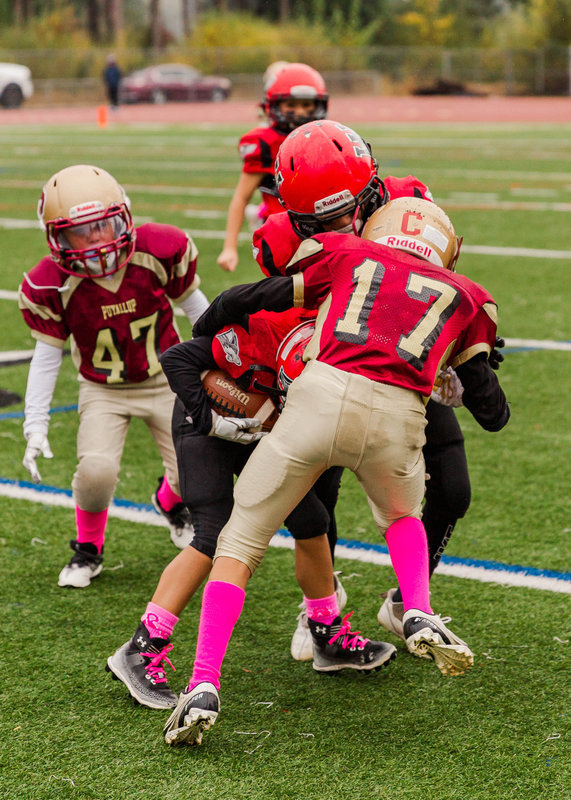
[106,308,395,710]
[253,120,491,658]
[19,165,210,588]
[216,62,328,273]
[162,196,510,747]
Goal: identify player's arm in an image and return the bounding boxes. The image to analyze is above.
[455,353,510,431]
[160,338,218,435]
[22,340,63,482]
[217,172,264,273]
[193,276,295,338]
[160,338,265,443]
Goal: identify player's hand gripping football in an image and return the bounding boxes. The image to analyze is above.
[209,411,266,444]
[489,336,505,370]
[22,432,54,483]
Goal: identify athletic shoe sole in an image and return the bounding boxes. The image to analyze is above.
[164,709,218,746]
[105,652,177,710]
[406,629,474,676]
[313,643,397,674]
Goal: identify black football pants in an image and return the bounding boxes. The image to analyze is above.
[172,399,342,560]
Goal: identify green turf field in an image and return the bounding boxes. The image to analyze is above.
[0,121,569,800]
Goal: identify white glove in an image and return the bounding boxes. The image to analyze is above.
[22,432,54,483]
[209,411,266,444]
[431,367,464,407]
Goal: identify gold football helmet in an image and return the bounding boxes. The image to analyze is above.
[37,164,135,278]
[361,197,462,271]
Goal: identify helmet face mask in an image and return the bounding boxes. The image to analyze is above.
[275,120,387,237]
[38,164,136,279]
[262,63,328,132]
[361,197,462,271]
[47,206,134,278]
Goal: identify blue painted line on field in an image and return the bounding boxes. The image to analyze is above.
[1,476,569,585]
[0,404,77,421]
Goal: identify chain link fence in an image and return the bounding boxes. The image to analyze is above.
[2,45,569,107]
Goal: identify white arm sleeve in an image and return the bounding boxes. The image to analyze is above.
[23,340,63,439]
[176,288,210,325]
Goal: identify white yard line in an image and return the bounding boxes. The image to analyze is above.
[0,479,568,593]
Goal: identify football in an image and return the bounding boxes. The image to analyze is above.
[202,369,279,432]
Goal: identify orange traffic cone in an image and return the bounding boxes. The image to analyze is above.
[97,105,109,129]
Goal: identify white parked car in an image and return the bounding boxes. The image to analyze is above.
[0,63,34,108]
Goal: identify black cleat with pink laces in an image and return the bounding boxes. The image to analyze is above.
[106,622,178,709]
[308,611,397,673]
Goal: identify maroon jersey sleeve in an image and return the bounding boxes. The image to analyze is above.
[19,257,70,347]
[384,175,433,202]
[299,233,497,396]
[253,212,303,277]
[133,223,199,301]
[238,125,286,176]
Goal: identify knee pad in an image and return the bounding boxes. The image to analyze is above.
[72,454,119,512]
[285,493,330,541]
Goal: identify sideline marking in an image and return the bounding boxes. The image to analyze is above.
[0,478,568,594]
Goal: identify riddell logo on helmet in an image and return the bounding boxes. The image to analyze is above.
[382,236,437,261]
[69,201,104,219]
[318,193,346,209]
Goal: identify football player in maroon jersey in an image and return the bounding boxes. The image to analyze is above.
[106,308,395,711]
[19,165,210,588]
[162,196,510,747]
[254,120,490,658]
[216,62,328,273]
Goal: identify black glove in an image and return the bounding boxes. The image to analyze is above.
[489,336,505,370]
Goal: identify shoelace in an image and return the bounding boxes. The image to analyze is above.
[142,643,176,684]
[328,611,370,649]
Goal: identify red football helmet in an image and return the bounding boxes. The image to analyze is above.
[276,320,316,408]
[262,63,328,132]
[38,164,135,278]
[275,120,387,237]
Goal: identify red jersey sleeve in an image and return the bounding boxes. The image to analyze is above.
[384,175,433,202]
[253,212,303,277]
[449,278,498,367]
[238,125,286,176]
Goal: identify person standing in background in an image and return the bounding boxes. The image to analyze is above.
[103,54,122,110]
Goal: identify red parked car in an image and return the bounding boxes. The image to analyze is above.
[119,63,232,104]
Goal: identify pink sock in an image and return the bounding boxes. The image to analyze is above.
[156,476,181,513]
[189,580,245,691]
[305,592,339,625]
[141,601,179,640]
[75,507,107,553]
[385,517,433,614]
